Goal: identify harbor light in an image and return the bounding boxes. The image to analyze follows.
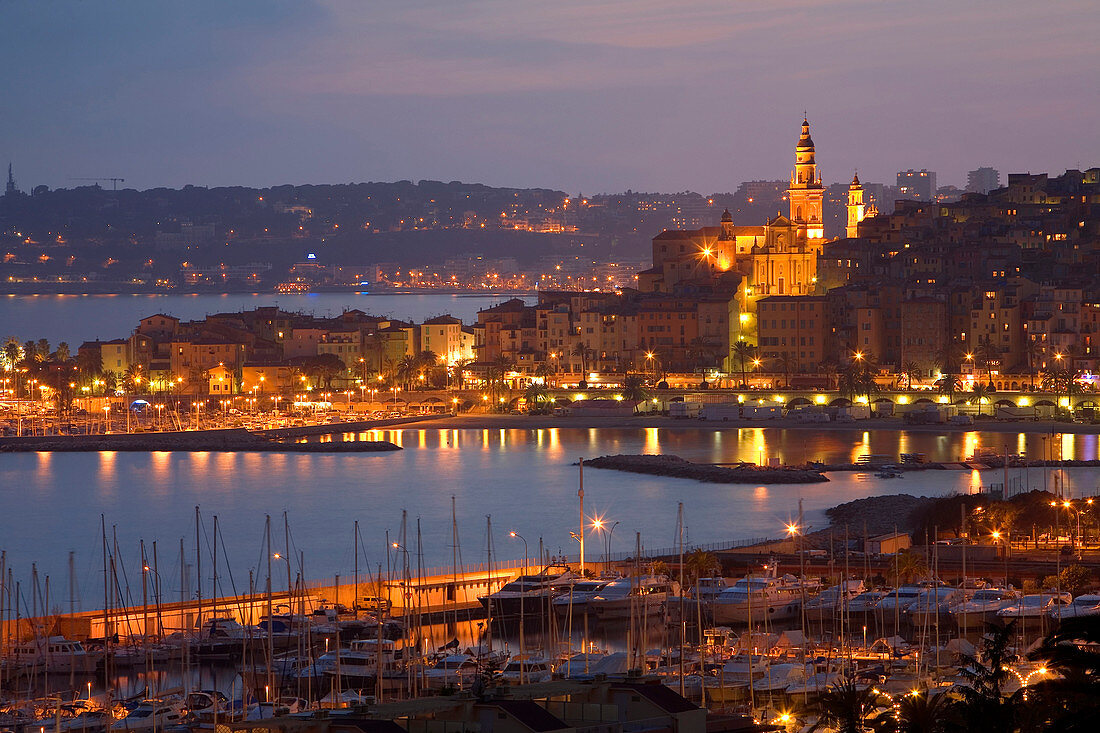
[1059,397,1070,407]
[1017,397,1030,407]
[937,396,949,403]
[814,395,826,404]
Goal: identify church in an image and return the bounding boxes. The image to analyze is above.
[637,119,866,307]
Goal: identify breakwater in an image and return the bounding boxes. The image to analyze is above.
[0,428,401,453]
[584,454,829,483]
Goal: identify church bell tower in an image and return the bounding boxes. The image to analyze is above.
[846,171,865,238]
[787,118,824,240]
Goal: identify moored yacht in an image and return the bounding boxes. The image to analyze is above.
[551,579,609,618]
[948,587,1018,630]
[589,577,680,621]
[710,565,814,625]
[1050,593,1100,621]
[9,636,99,674]
[478,565,575,619]
[803,580,866,623]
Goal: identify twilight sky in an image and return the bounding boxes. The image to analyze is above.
[1,0,1097,194]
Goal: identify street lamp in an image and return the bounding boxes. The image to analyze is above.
[509,531,529,683]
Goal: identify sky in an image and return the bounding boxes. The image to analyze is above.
[1,0,1097,194]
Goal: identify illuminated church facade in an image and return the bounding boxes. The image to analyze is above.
[638,119,866,304]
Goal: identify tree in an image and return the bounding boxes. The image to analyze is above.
[939,372,962,401]
[53,342,71,363]
[953,620,1022,733]
[732,340,756,388]
[890,549,928,584]
[877,690,958,733]
[975,336,1000,382]
[3,336,23,371]
[774,351,796,387]
[309,353,346,389]
[1025,615,1100,732]
[523,382,549,413]
[902,361,922,390]
[1041,565,1093,596]
[1024,340,1043,390]
[684,550,721,587]
[934,342,965,374]
[396,354,419,390]
[971,383,991,416]
[570,342,590,376]
[123,363,145,392]
[35,339,51,363]
[809,678,883,733]
[75,348,102,382]
[621,373,648,403]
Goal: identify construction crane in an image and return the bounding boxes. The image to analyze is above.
[70,177,126,190]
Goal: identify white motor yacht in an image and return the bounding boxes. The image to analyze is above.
[905,587,965,627]
[551,579,609,617]
[500,657,554,684]
[423,654,478,689]
[320,638,399,686]
[803,580,866,623]
[949,588,1019,630]
[478,565,575,619]
[114,700,186,731]
[1048,593,1100,621]
[9,636,98,674]
[590,577,680,620]
[873,586,924,617]
[997,592,1073,622]
[710,566,812,625]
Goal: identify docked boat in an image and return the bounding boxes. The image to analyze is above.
[1050,593,1100,620]
[803,580,866,623]
[710,566,813,625]
[321,638,400,686]
[9,636,99,674]
[996,592,1073,622]
[58,710,112,733]
[551,579,610,618]
[905,587,965,627]
[692,577,730,602]
[873,586,925,617]
[589,577,680,621]
[948,587,1019,630]
[114,700,187,731]
[478,565,575,619]
[500,657,554,684]
[423,654,479,689]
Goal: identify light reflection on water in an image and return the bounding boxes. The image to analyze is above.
[4,427,1100,612]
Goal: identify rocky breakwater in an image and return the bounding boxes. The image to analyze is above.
[584,454,829,484]
[0,428,401,453]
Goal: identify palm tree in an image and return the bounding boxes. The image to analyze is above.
[953,620,1022,733]
[890,549,928,584]
[939,371,962,401]
[124,363,145,392]
[396,354,419,390]
[732,340,756,388]
[75,348,102,383]
[774,351,796,387]
[523,381,549,412]
[3,336,22,370]
[934,342,964,374]
[621,373,649,402]
[35,339,51,363]
[534,361,554,386]
[1024,339,1043,390]
[1025,615,1100,732]
[884,689,958,733]
[971,382,991,416]
[902,360,922,390]
[809,678,883,733]
[53,342,71,363]
[975,336,1000,382]
[570,342,590,376]
[684,550,721,587]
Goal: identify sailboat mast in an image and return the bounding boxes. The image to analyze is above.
[195,506,202,630]
[578,458,585,574]
[265,514,274,698]
[354,520,359,614]
[677,503,685,696]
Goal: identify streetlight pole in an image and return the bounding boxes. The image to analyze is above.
[509,531,528,683]
[607,521,620,564]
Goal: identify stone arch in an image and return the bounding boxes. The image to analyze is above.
[787,397,812,407]
[830,397,852,407]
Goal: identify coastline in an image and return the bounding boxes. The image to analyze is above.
[399,413,1100,435]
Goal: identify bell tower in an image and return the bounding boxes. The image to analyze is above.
[787,118,824,240]
[846,171,865,238]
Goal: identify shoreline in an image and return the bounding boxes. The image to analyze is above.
[400,413,1100,435]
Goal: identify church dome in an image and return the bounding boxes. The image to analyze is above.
[721,208,733,222]
[796,118,814,150]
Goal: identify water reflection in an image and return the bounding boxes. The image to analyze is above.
[8,427,1100,609]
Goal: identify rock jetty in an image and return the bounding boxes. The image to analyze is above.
[584,454,829,484]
